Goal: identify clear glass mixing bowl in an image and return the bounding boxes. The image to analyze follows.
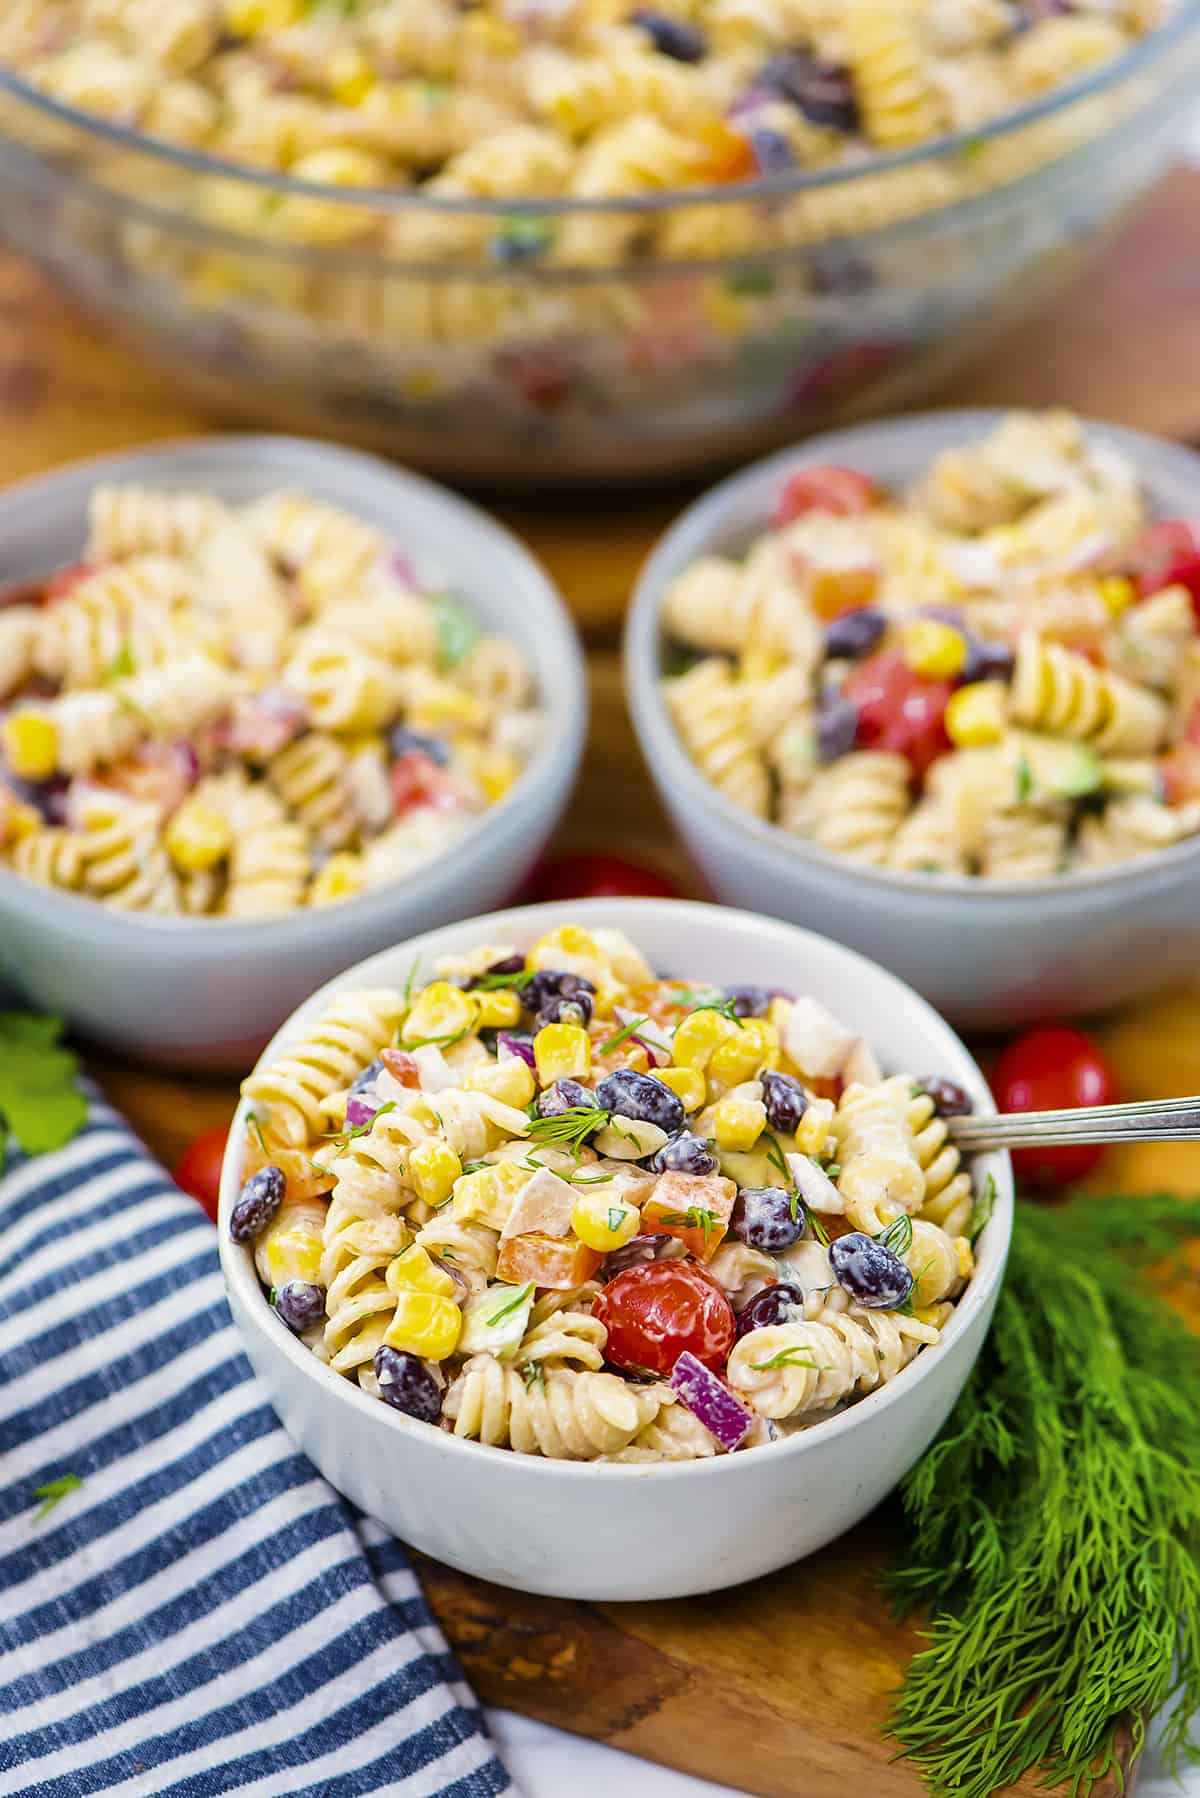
[1,10,1197,485]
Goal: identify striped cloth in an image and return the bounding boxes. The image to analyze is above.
[0,1093,515,1798]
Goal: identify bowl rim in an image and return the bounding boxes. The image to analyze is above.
[218,895,1013,1482]
[625,405,1200,903]
[1,2,1196,221]
[0,431,588,946]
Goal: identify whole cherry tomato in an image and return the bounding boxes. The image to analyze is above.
[842,650,952,779]
[990,1024,1118,1187]
[771,464,879,530]
[525,853,680,902]
[593,1261,736,1376]
[173,1124,231,1223]
[1128,519,1200,616]
[1159,741,1200,806]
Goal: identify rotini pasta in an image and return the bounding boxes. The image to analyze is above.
[660,410,1200,881]
[229,921,986,1461]
[0,481,539,915]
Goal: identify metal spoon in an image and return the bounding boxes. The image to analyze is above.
[948,1095,1200,1152]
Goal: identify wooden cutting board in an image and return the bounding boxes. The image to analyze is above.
[5,168,1200,1796]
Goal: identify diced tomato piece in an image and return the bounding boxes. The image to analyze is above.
[641,1169,737,1262]
[1128,519,1200,617]
[495,1232,603,1290]
[1160,742,1200,806]
[42,561,97,603]
[843,650,952,779]
[807,566,880,622]
[695,118,755,183]
[390,750,465,815]
[593,1261,736,1377]
[241,1127,334,1203]
[772,465,879,530]
[380,1047,421,1087]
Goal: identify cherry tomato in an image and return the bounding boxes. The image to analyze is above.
[990,1025,1118,1187]
[42,561,97,603]
[771,464,879,530]
[173,1124,230,1223]
[842,650,952,779]
[1128,519,1200,616]
[525,853,680,902]
[593,1261,736,1377]
[390,750,460,815]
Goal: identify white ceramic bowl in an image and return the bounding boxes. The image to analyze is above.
[219,898,1011,1602]
[626,410,1200,1031]
[0,436,586,1070]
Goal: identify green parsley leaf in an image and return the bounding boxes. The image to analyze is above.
[596,1017,650,1055]
[32,1472,83,1522]
[968,1172,996,1244]
[431,592,482,671]
[878,1214,914,1257]
[486,1282,533,1328]
[0,1013,87,1173]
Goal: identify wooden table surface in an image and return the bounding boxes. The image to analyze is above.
[4,167,1200,1798]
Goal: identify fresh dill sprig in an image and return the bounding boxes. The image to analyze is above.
[877,1214,913,1257]
[402,1025,472,1052]
[596,1016,650,1055]
[889,1192,1200,1798]
[525,1105,610,1156]
[751,1346,821,1371]
[322,1100,396,1147]
[967,1171,996,1243]
[657,1206,717,1244]
[486,1282,533,1327]
[471,969,535,993]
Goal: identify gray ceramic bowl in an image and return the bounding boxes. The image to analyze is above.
[0,437,586,1069]
[626,409,1200,1031]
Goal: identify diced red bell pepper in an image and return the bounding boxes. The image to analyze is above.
[495,1232,603,1290]
[1128,519,1200,618]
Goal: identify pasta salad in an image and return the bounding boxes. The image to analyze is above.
[660,410,1200,880]
[230,922,983,1461]
[0,484,539,915]
[1,0,1166,265]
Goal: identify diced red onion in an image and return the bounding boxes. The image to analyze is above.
[498,1033,537,1070]
[670,1351,753,1452]
[344,1093,379,1130]
[785,1151,843,1215]
[387,548,419,588]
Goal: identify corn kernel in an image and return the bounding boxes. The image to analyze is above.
[408,680,488,733]
[571,1190,641,1252]
[290,146,385,189]
[534,1022,591,1084]
[478,748,522,803]
[264,1228,323,1289]
[452,1160,528,1230]
[383,1289,462,1359]
[224,0,302,33]
[164,797,232,874]
[329,46,374,106]
[945,680,1008,749]
[1,798,40,845]
[474,988,522,1030]
[402,980,478,1046]
[1,711,57,781]
[407,1137,462,1207]
[656,1066,706,1112]
[713,1095,767,1151]
[387,1243,457,1300]
[900,618,968,679]
[707,1019,780,1089]
[913,1304,946,1330]
[1098,575,1135,616]
[795,1096,834,1156]
[672,1007,740,1071]
[529,924,601,966]
[954,1235,975,1281]
[309,851,366,907]
[465,1056,536,1109]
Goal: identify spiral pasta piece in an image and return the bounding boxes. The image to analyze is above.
[11,826,87,891]
[834,1075,925,1234]
[218,779,310,918]
[268,732,353,849]
[516,1305,607,1372]
[782,752,910,867]
[86,484,228,560]
[705,1241,776,1310]
[847,0,944,148]
[0,605,38,698]
[662,658,769,818]
[413,1214,499,1292]
[247,492,384,607]
[1073,795,1192,871]
[241,985,406,1145]
[907,1089,974,1237]
[322,1210,412,1379]
[903,1216,968,1308]
[33,557,196,690]
[607,1397,720,1463]
[980,810,1066,882]
[1010,632,1169,755]
[728,1306,938,1419]
[78,798,180,913]
[283,631,403,734]
[444,1356,667,1459]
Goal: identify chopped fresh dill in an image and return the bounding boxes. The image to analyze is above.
[526,1106,610,1156]
[323,1100,396,1147]
[403,1025,472,1052]
[967,1172,996,1243]
[245,1111,269,1158]
[1014,753,1033,805]
[471,969,534,993]
[32,1473,83,1521]
[807,1214,831,1248]
[658,1206,717,1242]
[596,1017,650,1055]
[878,1214,914,1257]
[486,1282,533,1327]
[520,1156,611,1185]
[763,1134,792,1184]
[521,1360,547,1394]
[824,1162,842,1179]
[751,1346,820,1371]
[607,1206,626,1232]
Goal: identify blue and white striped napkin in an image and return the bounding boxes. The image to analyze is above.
[0,1092,515,1798]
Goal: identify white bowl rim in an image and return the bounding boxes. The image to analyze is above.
[219,895,1012,1482]
[0,432,587,947]
[626,405,1200,903]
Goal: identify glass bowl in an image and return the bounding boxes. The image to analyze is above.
[0,10,1198,486]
